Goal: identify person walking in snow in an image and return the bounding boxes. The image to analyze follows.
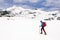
[39,20,47,35]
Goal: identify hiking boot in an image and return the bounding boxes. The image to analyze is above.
[40,32,42,34]
[44,32,47,35]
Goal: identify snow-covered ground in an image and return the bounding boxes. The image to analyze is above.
[0,17,60,40]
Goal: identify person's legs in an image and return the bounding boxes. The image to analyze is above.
[42,27,47,35]
[40,27,43,34]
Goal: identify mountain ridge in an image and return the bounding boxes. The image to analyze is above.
[0,5,60,20]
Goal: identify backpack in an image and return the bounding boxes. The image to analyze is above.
[43,22,46,27]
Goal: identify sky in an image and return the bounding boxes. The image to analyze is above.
[0,0,60,11]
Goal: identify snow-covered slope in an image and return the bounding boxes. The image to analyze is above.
[0,5,60,40]
[0,17,60,40]
[1,5,60,20]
